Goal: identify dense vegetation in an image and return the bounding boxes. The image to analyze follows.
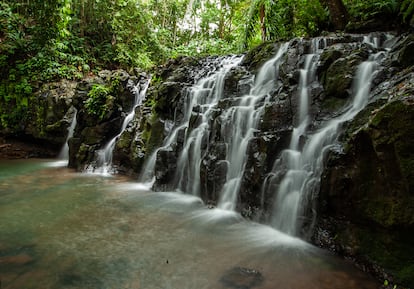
[0,0,413,132]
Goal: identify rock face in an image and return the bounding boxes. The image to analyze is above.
[0,79,77,158]
[67,70,144,170]
[126,35,376,215]
[316,44,414,286]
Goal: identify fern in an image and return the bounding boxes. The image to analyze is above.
[400,0,414,24]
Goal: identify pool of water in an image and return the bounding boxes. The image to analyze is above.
[0,160,379,289]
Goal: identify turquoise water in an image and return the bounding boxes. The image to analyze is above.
[0,160,379,289]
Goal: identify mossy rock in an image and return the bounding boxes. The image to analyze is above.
[323,57,356,99]
[319,96,414,288]
[241,42,280,72]
[335,224,414,287]
[369,99,414,196]
[391,34,414,68]
[317,48,343,80]
[319,45,369,99]
[151,81,183,118]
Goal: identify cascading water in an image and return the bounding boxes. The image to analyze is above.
[137,34,394,240]
[58,108,77,161]
[141,44,289,212]
[139,56,244,184]
[217,44,288,210]
[266,36,389,236]
[90,77,150,174]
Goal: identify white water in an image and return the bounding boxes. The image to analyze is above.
[55,107,77,166]
[268,37,387,235]
[139,56,244,184]
[140,45,290,213]
[218,44,288,210]
[89,78,150,175]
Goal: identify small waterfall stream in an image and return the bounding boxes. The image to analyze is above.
[266,41,322,235]
[58,108,77,161]
[90,78,150,174]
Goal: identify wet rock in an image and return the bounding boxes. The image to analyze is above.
[200,142,228,201]
[151,81,183,118]
[0,137,58,159]
[320,46,368,99]
[241,42,280,72]
[223,66,251,98]
[390,34,414,68]
[152,148,178,191]
[317,58,414,287]
[0,79,78,156]
[68,70,145,170]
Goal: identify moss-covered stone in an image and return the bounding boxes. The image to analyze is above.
[152,81,183,117]
[318,45,369,100]
[241,42,281,72]
[393,34,414,68]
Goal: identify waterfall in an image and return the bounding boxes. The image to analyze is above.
[140,44,290,212]
[217,44,288,210]
[267,37,388,236]
[89,77,150,174]
[139,56,244,184]
[58,107,77,161]
[135,34,395,238]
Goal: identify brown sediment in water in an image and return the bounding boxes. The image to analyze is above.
[0,137,58,159]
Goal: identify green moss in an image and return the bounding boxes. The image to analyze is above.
[336,224,414,287]
[321,97,348,112]
[397,264,414,285]
[142,114,164,155]
[84,84,113,120]
[370,100,414,190]
[242,42,281,71]
[361,196,414,227]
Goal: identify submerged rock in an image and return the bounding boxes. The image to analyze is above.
[220,267,264,289]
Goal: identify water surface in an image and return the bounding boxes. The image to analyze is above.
[0,160,379,289]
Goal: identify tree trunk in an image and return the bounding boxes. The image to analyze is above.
[80,0,85,37]
[320,0,349,30]
[260,3,266,41]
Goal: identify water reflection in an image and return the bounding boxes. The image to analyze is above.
[0,160,378,289]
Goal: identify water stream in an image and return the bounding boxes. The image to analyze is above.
[266,36,389,235]
[0,160,380,289]
[139,56,244,184]
[138,36,392,236]
[58,107,78,162]
[88,78,150,175]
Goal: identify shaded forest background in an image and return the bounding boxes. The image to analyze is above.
[0,0,413,131]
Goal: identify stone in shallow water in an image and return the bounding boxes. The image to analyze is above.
[220,267,264,289]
